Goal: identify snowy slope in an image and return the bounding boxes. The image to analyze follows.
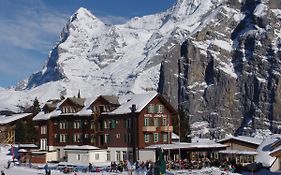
[0,0,226,111]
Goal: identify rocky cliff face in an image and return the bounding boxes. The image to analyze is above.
[2,0,281,138]
[160,0,281,138]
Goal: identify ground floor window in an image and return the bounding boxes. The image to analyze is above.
[95,153,100,160]
[40,138,47,150]
[116,151,121,161]
[107,151,110,161]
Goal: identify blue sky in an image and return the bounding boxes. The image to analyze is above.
[0,0,175,88]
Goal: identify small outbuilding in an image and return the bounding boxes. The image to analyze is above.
[64,145,107,165]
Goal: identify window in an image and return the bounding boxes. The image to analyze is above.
[74,121,81,129]
[84,134,89,139]
[116,151,121,161]
[90,134,95,143]
[104,121,109,129]
[144,134,150,143]
[125,133,131,143]
[77,154,81,160]
[125,119,131,128]
[154,133,159,143]
[107,151,110,161]
[40,138,47,150]
[162,133,168,143]
[90,121,95,129]
[122,151,127,161]
[59,122,66,129]
[162,118,167,126]
[74,133,82,142]
[158,105,164,113]
[148,104,155,113]
[95,153,100,160]
[105,134,110,144]
[116,133,121,139]
[154,118,159,126]
[110,120,116,128]
[60,134,66,143]
[144,118,149,126]
[40,125,47,135]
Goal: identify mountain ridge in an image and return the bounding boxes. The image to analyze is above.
[1,0,281,138]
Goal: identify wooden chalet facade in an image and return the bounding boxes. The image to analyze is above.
[217,136,262,165]
[0,113,33,144]
[33,92,177,163]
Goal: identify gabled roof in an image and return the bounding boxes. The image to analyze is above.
[217,136,263,146]
[68,97,86,107]
[100,95,119,105]
[106,92,177,115]
[256,134,281,167]
[106,92,157,115]
[0,113,32,125]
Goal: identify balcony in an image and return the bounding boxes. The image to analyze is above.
[160,126,173,132]
[142,126,156,132]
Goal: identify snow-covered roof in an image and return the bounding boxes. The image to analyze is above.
[146,141,227,150]
[219,149,257,155]
[256,134,281,167]
[106,92,158,115]
[172,133,179,140]
[218,136,263,146]
[270,145,281,156]
[64,145,101,150]
[0,113,32,124]
[18,144,38,149]
[33,110,61,121]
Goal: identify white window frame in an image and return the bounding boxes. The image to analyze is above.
[158,105,164,113]
[74,133,82,142]
[144,134,150,143]
[116,151,121,161]
[60,134,66,143]
[40,125,47,135]
[116,133,121,139]
[59,122,66,129]
[40,138,47,151]
[105,134,110,143]
[144,118,149,126]
[162,118,167,126]
[162,133,168,142]
[74,120,81,129]
[154,133,159,143]
[148,104,155,113]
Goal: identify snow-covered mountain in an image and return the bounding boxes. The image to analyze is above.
[1,0,224,110]
[1,0,281,137]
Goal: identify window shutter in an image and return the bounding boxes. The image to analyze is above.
[154,105,158,113]
[80,121,83,128]
[111,119,116,128]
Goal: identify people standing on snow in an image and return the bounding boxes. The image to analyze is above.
[6,160,10,169]
[88,163,92,172]
[44,163,49,175]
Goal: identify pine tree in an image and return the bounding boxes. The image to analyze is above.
[33,97,40,115]
[26,118,38,143]
[15,120,27,143]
